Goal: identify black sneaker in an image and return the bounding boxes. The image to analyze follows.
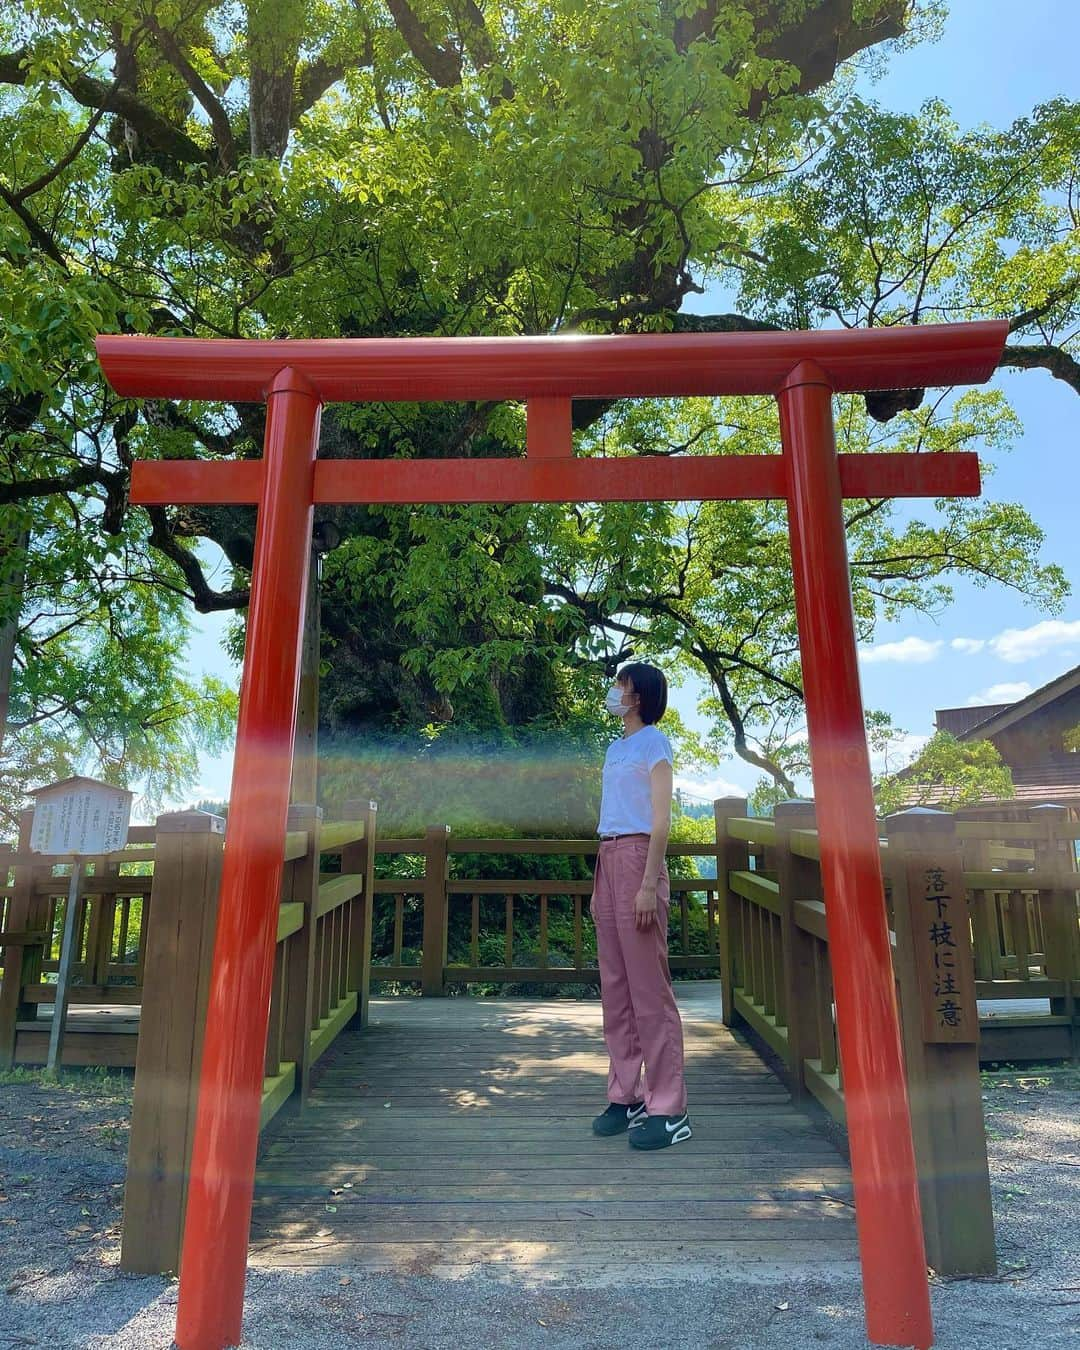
[591,1101,647,1136]
[628,1111,692,1150]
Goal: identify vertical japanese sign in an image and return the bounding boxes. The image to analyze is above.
[910,862,978,1043]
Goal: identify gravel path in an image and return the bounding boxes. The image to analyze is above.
[0,1065,1076,1349]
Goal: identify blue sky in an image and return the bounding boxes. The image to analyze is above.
[174,1,1080,811]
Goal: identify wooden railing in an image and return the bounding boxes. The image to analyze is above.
[0,801,375,1274]
[957,804,1080,1059]
[718,799,1080,1091]
[0,814,159,1066]
[715,795,1080,1275]
[369,830,722,994]
[118,801,376,1274]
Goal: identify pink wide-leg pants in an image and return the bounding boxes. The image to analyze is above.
[590,836,687,1116]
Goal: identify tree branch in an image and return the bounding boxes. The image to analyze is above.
[0,183,69,269]
[13,97,111,201]
[143,402,241,458]
[671,1,907,111]
[1000,344,1080,396]
[707,661,797,795]
[669,312,783,334]
[384,0,463,87]
[295,57,348,123]
[748,0,907,115]
[144,18,236,170]
[0,464,114,506]
[1007,278,1080,333]
[0,45,210,165]
[453,0,514,99]
[145,507,250,612]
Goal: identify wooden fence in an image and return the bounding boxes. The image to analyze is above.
[118,801,376,1274]
[369,831,721,994]
[715,795,1080,1274]
[715,798,1080,1090]
[0,801,376,1274]
[0,814,159,1067]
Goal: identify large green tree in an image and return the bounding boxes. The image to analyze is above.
[1,2,1077,825]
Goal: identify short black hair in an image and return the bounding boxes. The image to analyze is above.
[617,662,668,725]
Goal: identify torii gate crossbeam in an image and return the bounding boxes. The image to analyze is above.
[97,321,1008,1350]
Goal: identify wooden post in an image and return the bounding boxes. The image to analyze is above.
[714,797,748,1028]
[280,803,322,1104]
[421,825,450,997]
[886,807,996,1275]
[44,862,82,1076]
[773,800,819,1100]
[121,811,224,1275]
[343,799,378,1026]
[0,811,44,1068]
[1030,804,1080,1052]
[289,546,320,807]
[0,837,9,966]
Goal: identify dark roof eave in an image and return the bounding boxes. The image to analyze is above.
[955,662,1080,742]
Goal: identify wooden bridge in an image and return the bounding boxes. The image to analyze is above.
[248,984,859,1277]
[1,794,1077,1280]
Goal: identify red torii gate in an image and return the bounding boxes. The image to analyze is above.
[97,320,1008,1350]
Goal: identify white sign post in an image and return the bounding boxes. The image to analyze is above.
[28,777,134,1075]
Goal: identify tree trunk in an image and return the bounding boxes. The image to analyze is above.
[0,524,28,758]
[247,0,303,159]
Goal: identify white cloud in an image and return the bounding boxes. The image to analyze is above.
[966,681,1033,707]
[870,731,931,775]
[951,637,986,654]
[896,731,932,759]
[989,619,1080,664]
[858,637,943,665]
[674,773,747,803]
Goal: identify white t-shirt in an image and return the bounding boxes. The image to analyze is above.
[598,725,674,837]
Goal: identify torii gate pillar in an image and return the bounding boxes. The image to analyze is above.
[98,321,1009,1350]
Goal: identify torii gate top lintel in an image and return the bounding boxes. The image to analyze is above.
[97,320,1006,403]
[97,321,1009,1350]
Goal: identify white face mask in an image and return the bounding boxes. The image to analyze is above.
[605,686,631,717]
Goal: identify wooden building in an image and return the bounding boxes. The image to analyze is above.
[934,663,1080,804]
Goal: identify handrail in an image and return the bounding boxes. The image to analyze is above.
[318,820,366,851]
[726,817,776,845]
[964,869,1078,891]
[446,879,593,895]
[955,819,1080,842]
[729,869,782,915]
[793,898,828,942]
[788,828,821,861]
[276,902,304,942]
[8,846,157,868]
[315,872,364,918]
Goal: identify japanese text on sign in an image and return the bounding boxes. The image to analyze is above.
[911,862,977,1042]
[29,778,133,856]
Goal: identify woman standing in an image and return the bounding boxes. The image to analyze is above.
[590,662,691,1150]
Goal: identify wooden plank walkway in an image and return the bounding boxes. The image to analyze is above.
[250,982,860,1279]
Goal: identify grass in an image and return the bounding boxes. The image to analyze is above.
[93,1117,130,1148]
[0,1063,133,1102]
[980,1062,1080,1092]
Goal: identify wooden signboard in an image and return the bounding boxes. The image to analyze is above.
[29,775,133,856]
[27,776,134,1073]
[908,861,979,1044]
